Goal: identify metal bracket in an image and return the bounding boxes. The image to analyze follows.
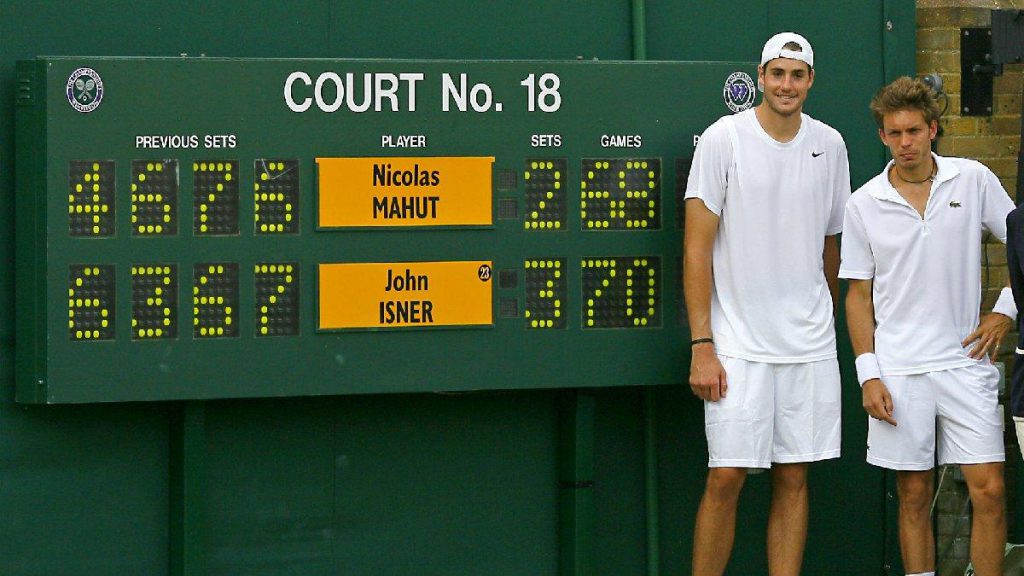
[961,27,997,116]
[992,9,1024,65]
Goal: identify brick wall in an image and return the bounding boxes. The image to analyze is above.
[917,1,1023,337]
[916,1,1024,573]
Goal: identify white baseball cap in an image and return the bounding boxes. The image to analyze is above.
[760,32,814,68]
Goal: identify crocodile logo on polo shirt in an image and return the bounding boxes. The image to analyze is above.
[950,201,962,208]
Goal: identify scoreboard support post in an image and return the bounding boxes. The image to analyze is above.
[170,401,207,576]
[643,388,661,575]
[558,391,596,576]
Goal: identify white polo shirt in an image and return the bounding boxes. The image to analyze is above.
[839,154,1015,375]
[685,109,850,362]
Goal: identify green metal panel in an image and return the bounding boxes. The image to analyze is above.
[170,401,207,576]
[884,0,919,83]
[330,2,633,60]
[0,401,170,575]
[593,388,646,576]
[645,0,769,63]
[16,57,750,404]
[202,393,559,575]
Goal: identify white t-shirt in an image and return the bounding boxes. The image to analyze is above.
[685,108,851,362]
[839,154,1015,375]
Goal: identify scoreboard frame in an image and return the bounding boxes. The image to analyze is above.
[15,57,754,403]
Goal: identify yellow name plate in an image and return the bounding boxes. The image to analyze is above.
[319,261,493,330]
[317,157,494,228]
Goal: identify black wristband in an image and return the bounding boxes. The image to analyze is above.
[691,337,714,346]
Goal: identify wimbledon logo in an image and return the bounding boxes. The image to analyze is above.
[723,71,756,113]
[66,67,104,113]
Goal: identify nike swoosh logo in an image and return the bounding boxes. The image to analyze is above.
[812,152,824,158]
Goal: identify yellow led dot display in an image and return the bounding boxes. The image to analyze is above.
[524,257,567,330]
[580,158,661,231]
[523,158,566,231]
[255,262,299,336]
[131,263,177,340]
[193,262,239,338]
[68,264,115,341]
[68,160,115,236]
[254,159,299,235]
[128,160,178,237]
[194,160,239,235]
[581,256,661,329]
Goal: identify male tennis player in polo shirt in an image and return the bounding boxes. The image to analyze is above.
[685,32,850,575]
[841,76,1016,576]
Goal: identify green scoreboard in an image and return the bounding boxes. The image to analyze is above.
[15,57,754,403]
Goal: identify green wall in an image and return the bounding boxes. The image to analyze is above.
[0,1,914,575]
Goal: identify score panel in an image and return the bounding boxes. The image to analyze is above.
[16,57,750,403]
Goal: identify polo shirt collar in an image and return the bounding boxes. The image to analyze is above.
[931,153,960,185]
[867,153,960,204]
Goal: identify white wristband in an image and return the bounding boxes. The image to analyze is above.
[993,286,1018,322]
[854,353,881,387]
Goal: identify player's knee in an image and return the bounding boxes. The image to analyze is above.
[896,476,932,516]
[771,464,807,494]
[897,491,931,520]
[967,474,1005,514]
[704,467,747,500]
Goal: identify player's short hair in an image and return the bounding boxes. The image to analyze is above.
[870,76,941,128]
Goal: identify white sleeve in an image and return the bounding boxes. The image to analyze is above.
[826,135,852,235]
[684,120,732,216]
[980,164,1015,243]
[838,201,874,280]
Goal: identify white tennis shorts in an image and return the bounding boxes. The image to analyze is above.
[867,362,1004,471]
[704,355,842,469]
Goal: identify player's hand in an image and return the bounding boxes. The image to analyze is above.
[962,312,1013,361]
[862,378,896,426]
[689,344,728,402]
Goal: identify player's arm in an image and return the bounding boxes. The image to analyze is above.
[684,199,728,402]
[846,278,896,426]
[965,171,1018,359]
[823,235,839,314]
[963,280,1014,359]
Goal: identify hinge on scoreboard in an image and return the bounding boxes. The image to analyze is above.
[16,73,34,107]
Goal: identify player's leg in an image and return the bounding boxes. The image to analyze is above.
[693,466,748,575]
[767,462,807,576]
[767,359,840,576]
[936,363,1005,576]
[896,469,935,573]
[864,371,937,573]
[959,462,1005,576]
[693,356,772,576]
